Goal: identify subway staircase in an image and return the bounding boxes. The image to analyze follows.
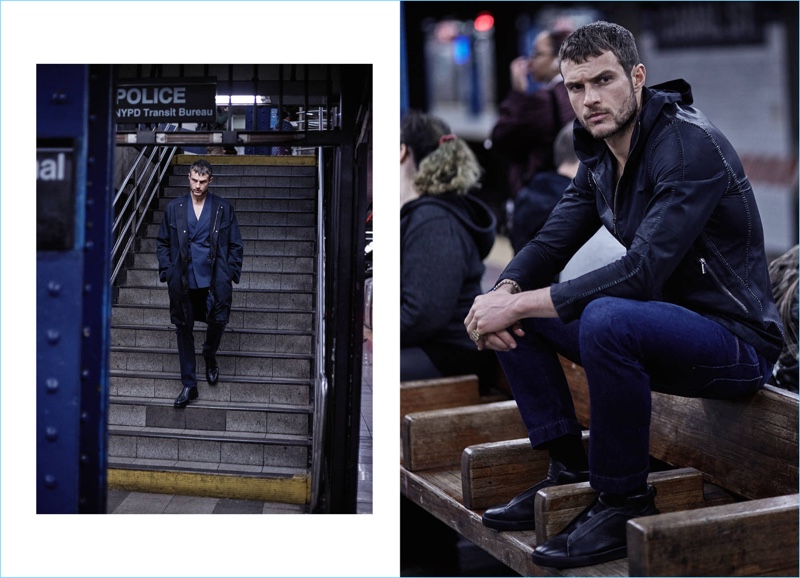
[107,154,318,506]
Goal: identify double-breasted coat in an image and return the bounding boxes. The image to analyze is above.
[156,193,243,325]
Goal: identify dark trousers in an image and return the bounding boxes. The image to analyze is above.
[175,288,225,387]
[497,296,772,494]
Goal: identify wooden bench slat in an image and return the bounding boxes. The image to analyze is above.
[402,400,527,471]
[566,365,799,499]
[401,368,799,576]
[648,386,798,500]
[461,432,590,510]
[402,465,630,577]
[400,374,482,424]
[534,468,711,543]
[627,494,799,576]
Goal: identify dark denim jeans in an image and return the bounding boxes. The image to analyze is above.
[175,288,225,387]
[497,297,772,494]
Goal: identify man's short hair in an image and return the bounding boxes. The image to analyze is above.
[189,159,213,178]
[559,21,641,75]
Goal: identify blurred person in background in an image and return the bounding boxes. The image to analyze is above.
[509,122,577,254]
[491,27,576,206]
[401,111,497,390]
[272,107,295,156]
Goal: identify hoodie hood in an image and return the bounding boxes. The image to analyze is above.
[401,193,497,259]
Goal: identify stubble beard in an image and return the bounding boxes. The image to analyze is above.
[582,85,639,141]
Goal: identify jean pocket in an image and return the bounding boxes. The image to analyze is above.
[654,340,767,400]
[689,360,764,399]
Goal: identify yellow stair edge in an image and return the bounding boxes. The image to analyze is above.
[108,468,311,505]
[172,154,316,167]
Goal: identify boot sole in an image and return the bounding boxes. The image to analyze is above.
[481,515,536,532]
[532,545,626,569]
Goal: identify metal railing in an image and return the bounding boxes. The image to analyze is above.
[110,124,180,285]
[310,146,328,512]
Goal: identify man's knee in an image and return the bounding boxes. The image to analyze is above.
[581,298,621,332]
[579,297,640,353]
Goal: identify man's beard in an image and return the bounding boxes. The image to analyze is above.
[582,86,638,141]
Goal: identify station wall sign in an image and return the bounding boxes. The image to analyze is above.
[644,2,764,49]
[115,78,216,124]
[37,143,75,251]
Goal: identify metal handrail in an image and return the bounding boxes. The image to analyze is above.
[110,123,179,285]
[310,147,327,512]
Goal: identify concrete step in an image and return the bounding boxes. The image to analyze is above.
[109,396,310,435]
[112,324,313,355]
[149,207,316,228]
[143,222,315,241]
[166,172,316,190]
[122,266,315,288]
[128,252,315,274]
[109,425,309,469]
[119,270,314,291]
[169,161,317,179]
[117,267,314,291]
[107,456,310,505]
[172,156,317,174]
[107,456,307,483]
[156,195,316,213]
[138,236,316,257]
[110,370,311,405]
[115,284,314,308]
[112,303,314,331]
[111,346,313,380]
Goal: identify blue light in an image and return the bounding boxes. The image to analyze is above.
[453,35,471,65]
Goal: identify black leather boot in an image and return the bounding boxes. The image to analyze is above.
[204,355,219,386]
[174,385,198,408]
[481,460,590,531]
[532,485,658,568]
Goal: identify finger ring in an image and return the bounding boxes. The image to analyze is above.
[470,329,481,341]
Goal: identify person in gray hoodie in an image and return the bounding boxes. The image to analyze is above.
[400,112,496,387]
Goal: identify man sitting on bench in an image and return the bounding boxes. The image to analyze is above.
[464,21,784,569]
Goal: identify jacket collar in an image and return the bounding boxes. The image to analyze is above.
[574,78,693,169]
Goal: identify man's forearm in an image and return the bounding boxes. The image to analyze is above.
[511,286,558,319]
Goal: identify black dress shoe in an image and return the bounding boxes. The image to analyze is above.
[532,485,658,569]
[481,460,590,531]
[205,356,219,386]
[174,386,198,408]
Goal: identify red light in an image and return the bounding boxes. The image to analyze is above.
[474,13,494,32]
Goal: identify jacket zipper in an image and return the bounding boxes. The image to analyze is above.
[209,206,222,262]
[590,171,618,237]
[699,257,749,313]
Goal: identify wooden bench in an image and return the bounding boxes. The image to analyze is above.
[400,358,799,576]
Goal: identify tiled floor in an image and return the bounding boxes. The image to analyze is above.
[108,328,374,515]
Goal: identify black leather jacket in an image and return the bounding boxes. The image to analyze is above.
[500,79,784,362]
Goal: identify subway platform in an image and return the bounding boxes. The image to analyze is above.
[107,328,373,515]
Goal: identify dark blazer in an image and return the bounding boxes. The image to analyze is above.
[156,193,243,325]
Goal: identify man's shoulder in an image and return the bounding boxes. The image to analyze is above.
[211,193,234,209]
[164,194,188,209]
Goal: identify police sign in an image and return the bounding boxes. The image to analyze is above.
[115,79,216,123]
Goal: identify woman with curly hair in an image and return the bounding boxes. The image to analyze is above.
[400,111,496,387]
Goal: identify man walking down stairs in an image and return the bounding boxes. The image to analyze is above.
[109,154,318,508]
[156,158,243,409]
